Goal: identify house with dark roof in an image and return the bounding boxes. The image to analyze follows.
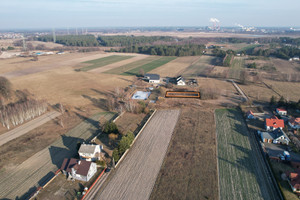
[78,144,102,161]
[60,158,97,182]
[286,171,300,194]
[144,74,160,84]
[265,116,284,131]
[289,118,300,129]
[276,108,287,116]
[260,128,290,145]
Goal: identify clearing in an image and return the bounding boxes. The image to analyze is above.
[215,108,275,200]
[264,80,300,102]
[150,107,218,200]
[94,110,180,200]
[121,56,177,76]
[104,56,159,75]
[79,55,134,71]
[182,55,214,78]
[229,57,245,79]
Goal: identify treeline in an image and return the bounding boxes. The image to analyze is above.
[97,36,174,47]
[250,46,300,60]
[119,44,206,56]
[36,35,98,46]
[0,99,47,129]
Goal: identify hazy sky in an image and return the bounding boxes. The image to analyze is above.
[1,0,299,29]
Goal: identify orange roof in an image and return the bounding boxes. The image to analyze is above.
[246,110,254,115]
[290,118,300,126]
[277,108,287,112]
[266,117,284,128]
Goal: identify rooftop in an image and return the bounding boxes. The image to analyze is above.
[78,144,99,154]
[60,158,92,176]
[266,117,284,128]
[144,73,160,80]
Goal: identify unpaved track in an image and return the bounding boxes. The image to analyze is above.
[94,110,180,200]
[0,112,114,200]
[0,111,61,147]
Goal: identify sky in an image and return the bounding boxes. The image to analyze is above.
[0,0,299,29]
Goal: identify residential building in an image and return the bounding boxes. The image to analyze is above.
[78,144,102,161]
[176,76,185,86]
[289,118,300,129]
[260,128,290,145]
[265,116,284,131]
[286,171,300,194]
[246,110,255,119]
[144,74,160,84]
[276,108,287,116]
[60,158,97,182]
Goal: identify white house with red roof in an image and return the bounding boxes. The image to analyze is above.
[289,118,300,129]
[265,116,284,131]
[276,108,287,116]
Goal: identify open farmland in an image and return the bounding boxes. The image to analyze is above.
[263,80,300,101]
[94,110,180,200]
[80,55,133,71]
[182,55,214,78]
[0,112,114,200]
[150,107,218,200]
[149,56,200,77]
[121,56,176,76]
[215,108,276,200]
[104,56,159,75]
[229,57,245,79]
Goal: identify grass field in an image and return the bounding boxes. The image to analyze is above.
[80,55,133,71]
[215,108,270,200]
[121,56,176,76]
[104,56,159,75]
[182,55,214,78]
[229,57,245,79]
[238,44,260,54]
[264,80,300,101]
[150,108,218,200]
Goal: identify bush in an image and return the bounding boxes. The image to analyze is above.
[112,148,120,162]
[96,160,106,167]
[247,62,257,69]
[0,76,12,99]
[102,121,119,134]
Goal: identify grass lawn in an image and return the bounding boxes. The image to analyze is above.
[229,57,245,79]
[80,55,133,71]
[215,108,267,200]
[121,56,176,76]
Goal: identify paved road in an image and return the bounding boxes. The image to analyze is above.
[0,112,114,200]
[0,111,61,147]
[93,110,180,200]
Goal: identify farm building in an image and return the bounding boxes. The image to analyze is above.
[265,116,284,131]
[246,110,255,119]
[78,144,103,161]
[176,76,186,86]
[276,108,287,116]
[286,171,300,194]
[289,118,300,129]
[260,128,290,145]
[60,158,97,182]
[144,73,160,84]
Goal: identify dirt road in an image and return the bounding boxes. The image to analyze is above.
[93,110,180,200]
[0,111,61,147]
[0,112,114,200]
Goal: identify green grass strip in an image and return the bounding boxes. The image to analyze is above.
[80,55,133,71]
[122,56,177,76]
[104,56,160,75]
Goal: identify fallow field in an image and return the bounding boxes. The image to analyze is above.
[215,108,274,200]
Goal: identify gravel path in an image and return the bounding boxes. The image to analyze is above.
[94,110,180,200]
[0,112,114,200]
[0,111,61,147]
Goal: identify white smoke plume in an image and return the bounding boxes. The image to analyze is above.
[209,18,220,23]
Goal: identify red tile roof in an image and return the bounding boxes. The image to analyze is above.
[246,110,254,116]
[266,117,284,128]
[290,118,300,126]
[290,172,300,190]
[277,108,287,112]
[60,158,92,176]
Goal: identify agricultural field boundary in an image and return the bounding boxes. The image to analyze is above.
[80,55,133,71]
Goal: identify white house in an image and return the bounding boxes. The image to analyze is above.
[60,158,97,182]
[176,76,186,86]
[260,128,290,145]
[144,74,160,84]
[293,56,300,61]
[78,144,102,161]
[276,108,287,116]
[289,118,300,129]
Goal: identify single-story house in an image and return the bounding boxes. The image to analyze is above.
[293,56,300,61]
[78,144,102,161]
[246,110,255,119]
[286,171,300,194]
[60,158,97,182]
[276,108,287,116]
[260,128,290,145]
[265,116,284,131]
[176,76,185,86]
[289,118,300,129]
[144,74,160,84]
